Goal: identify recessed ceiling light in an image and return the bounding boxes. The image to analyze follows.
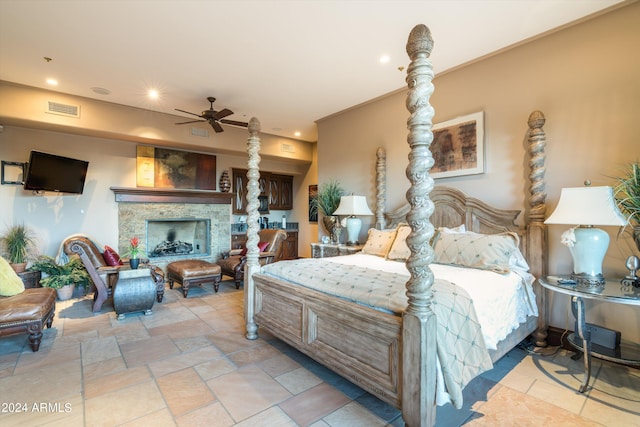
[91,87,111,95]
[294,131,301,137]
[380,55,390,64]
[46,78,58,86]
[148,89,159,99]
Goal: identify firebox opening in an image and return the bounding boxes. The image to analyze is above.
[146,218,210,258]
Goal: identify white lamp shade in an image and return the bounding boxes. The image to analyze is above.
[544,186,626,226]
[333,195,374,216]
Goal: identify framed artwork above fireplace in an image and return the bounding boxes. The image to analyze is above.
[136,146,217,190]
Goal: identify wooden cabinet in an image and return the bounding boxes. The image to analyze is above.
[281,231,298,260]
[268,174,294,210]
[233,168,293,214]
[232,168,248,214]
[231,233,248,250]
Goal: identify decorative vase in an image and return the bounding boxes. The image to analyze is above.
[56,284,75,301]
[219,170,231,193]
[322,216,343,244]
[129,258,140,269]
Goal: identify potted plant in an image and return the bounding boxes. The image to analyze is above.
[0,224,37,272]
[614,161,640,253]
[30,255,91,301]
[123,236,145,269]
[310,180,345,243]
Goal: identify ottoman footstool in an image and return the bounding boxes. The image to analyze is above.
[167,260,222,298]
[0,288,56,352]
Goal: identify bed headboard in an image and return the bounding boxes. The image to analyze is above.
[385,186,521,235]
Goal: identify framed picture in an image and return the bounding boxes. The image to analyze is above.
[136,146,216,190]
[430,111,484,179]
[1,161,25,185]
[308,184,318,223]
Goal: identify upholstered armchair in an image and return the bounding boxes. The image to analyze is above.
[61,235,165,312]
[218,229,287,289]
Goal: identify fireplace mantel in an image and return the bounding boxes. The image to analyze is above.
[110,187,234,204]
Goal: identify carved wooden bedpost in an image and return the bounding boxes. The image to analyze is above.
[402,24,437,427]
[245,117,261,340]
[376,147,387,230]
[526,110,549,348]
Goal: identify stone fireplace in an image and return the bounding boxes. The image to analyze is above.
[111,187,233,271]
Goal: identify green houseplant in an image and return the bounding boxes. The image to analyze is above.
[0,224,37,272]
[310,180,345,243]
[30,255,91,300]
[614,161,640,252]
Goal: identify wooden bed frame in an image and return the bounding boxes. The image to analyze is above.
[242,24,549,427]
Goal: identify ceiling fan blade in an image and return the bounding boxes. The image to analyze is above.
[209,120,224,133]
[174,108,203,118]
[219,119,249,128]
[175,119,205,125]
[213,108,233,120]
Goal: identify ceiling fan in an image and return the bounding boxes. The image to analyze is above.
[175,96,249,133]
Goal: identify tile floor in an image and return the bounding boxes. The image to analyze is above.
[0,280,639,426]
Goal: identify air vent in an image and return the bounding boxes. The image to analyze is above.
[46,101,80,118]
[190,127,209,138]
[281,143,295,153]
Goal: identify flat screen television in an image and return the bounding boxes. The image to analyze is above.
[23,151,89,194]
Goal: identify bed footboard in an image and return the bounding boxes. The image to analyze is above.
[254,273,403,407]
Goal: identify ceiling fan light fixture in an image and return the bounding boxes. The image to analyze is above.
[175,96,249,133]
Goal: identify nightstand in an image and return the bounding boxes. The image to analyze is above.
[310,242,363,258]
[538,276,640,393]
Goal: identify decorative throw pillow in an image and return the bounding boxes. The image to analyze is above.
[387,225,412,261]
[361,228,397,257]
[433,231,519,274]
[0,256,25,296]
[103,245,123,266]
[430,224,466,248]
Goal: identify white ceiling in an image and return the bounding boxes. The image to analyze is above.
[0,0,624,142]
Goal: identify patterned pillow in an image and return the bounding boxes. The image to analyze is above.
[433,231,519,274]
[387,225,411,261]
[361,228,397,257]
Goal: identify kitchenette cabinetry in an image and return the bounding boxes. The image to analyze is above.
[232,168,293,214]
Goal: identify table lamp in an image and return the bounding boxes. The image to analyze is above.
[545,184,627,289]
[333,195,374,245]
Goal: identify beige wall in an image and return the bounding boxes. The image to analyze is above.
[317,3,640,341]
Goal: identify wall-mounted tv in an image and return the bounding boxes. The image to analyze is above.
[23,151,89,194]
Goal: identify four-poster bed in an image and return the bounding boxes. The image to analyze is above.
[241,24,548,426]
